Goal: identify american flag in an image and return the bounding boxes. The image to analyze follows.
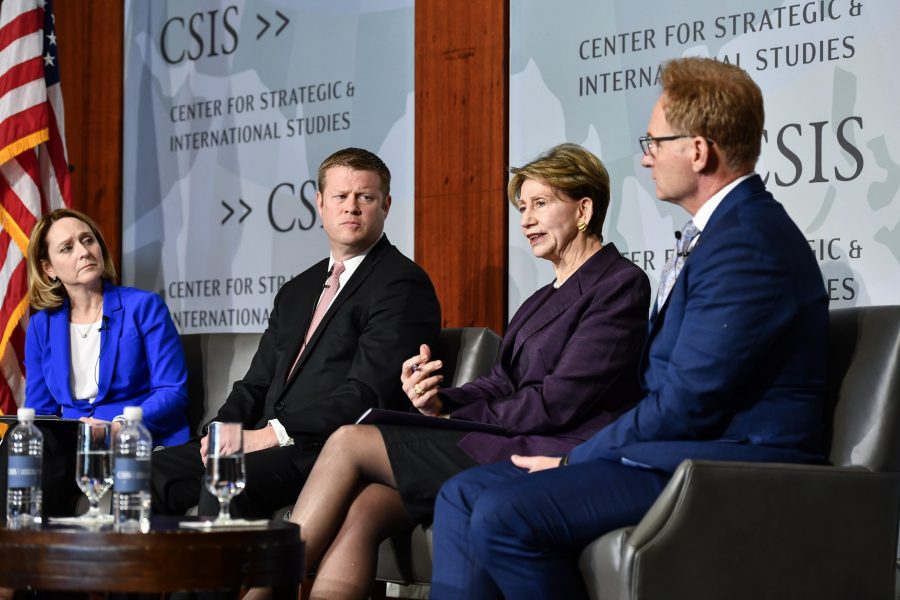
[0,0,71,414]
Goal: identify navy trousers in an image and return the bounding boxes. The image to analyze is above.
[430,458,670,599]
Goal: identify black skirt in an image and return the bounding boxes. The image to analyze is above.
[376,424,480,524]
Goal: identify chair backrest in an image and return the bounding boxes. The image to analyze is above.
[434,327,502,388]
[826,305,900,470]
[180,332,263,436]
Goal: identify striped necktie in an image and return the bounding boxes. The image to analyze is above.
[656,221,699,310]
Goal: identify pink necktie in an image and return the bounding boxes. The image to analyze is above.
[287,261,345,380]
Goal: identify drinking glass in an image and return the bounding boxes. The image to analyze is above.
[204,422,246,524]
[75,421,113,523]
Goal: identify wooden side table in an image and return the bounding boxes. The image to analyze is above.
[0,516,303,598]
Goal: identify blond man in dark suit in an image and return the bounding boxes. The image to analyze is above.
[151,148,441,518]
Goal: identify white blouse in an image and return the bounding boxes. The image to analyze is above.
[69,320,102,402]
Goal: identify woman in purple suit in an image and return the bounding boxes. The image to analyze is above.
[246,143,651,600]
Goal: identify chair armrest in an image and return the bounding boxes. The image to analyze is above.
[615,460,900,600]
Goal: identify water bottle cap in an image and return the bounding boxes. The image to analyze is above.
[16,407,35,421]
[123,406,143,421]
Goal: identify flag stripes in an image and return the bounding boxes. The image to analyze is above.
[0,0,70,414]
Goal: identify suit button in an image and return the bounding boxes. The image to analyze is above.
[275,402,284,410]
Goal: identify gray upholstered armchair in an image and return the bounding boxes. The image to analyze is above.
[579,305,900,600]
[428,328,502,395]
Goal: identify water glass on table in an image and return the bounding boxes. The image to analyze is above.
[204,422,246,525]
[75,421,113,524]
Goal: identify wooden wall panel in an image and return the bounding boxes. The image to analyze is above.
[54,0,124,269]
[415,0,509,332]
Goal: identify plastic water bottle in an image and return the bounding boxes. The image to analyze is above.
[113,406,152,532]
[6,407,43,529]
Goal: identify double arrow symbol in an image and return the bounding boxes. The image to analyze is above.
[257,10,290,40]
[222,199,252,225]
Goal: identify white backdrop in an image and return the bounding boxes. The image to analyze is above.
[122,0,414,333]
[509,0,899,316]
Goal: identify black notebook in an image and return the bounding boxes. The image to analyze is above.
[0,415,82,517]
[356,408,504,434]
[0,415,82,438]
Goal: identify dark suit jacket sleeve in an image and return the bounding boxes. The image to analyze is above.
[568,223,801,464]
[443,266,649,435]
[279,266,441,436]
[132,292,190,438]
[23,311,60,416]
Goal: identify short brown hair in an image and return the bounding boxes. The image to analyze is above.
[27,208,117,310]
[660,57,764,172]
[317,147,391,197]
[508,143,611,240]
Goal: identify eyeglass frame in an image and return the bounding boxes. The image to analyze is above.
[638,134,714,157]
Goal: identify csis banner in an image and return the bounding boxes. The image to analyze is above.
[508,0,899,315]
[122,0,414,333]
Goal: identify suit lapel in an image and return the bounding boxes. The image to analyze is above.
[285,236,393,384]
[499,284,552,366]
[49,301,74,405]
[510,281,576,363]
[641,175,765,368]
[641,300,665,379]
[96,282,122,402]
[273,259,330,386]
[510,244,622,363]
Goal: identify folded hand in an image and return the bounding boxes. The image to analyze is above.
[511,454,563,473]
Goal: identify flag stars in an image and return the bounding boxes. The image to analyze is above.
[46,31,56,46]
[43,53,54,67]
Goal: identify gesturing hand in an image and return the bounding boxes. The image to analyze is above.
[400,344,445,416]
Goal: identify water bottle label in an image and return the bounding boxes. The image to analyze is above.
[8,456,41,488]
[114,457,150,493]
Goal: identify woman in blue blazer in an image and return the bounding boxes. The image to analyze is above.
[23,208,189,447]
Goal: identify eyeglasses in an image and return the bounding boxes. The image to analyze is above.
[638,135,691,157]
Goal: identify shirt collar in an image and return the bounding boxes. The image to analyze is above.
[691,173,754,232]
[327,233,383,271]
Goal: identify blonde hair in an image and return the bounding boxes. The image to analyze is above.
[318,147,391,198]
[508,143,611,240]
[27,208,117,310]
[660,57,764,173]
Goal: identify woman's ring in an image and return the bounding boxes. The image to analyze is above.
[414,383,425,395]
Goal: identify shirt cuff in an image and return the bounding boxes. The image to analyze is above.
[268,419,295,447]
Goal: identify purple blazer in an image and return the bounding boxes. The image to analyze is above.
[441,243,650,464]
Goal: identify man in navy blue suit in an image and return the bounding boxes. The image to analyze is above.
[429,57,829,599]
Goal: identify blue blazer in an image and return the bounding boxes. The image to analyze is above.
[569,175,829,472]
[24,282,190,447]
